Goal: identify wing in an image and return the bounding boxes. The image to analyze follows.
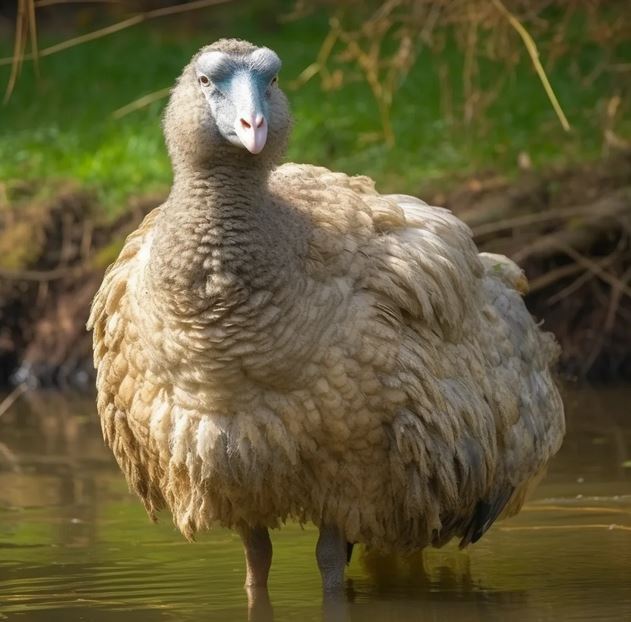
[273,163,484,340]
[272,163,564,546]
[88,207,168,521]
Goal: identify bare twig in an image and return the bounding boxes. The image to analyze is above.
[524,504,631,515]
[0,441,21,471]
[27,0,40,78]
[0,264,90,282]
[112,86,172,119]
[499,524,631,532]
[36,0,119,6]
[604,265,631,332]
[546,269,595,306]
[528,262,583,294]
[0,383,28,419]
[0,0,233,68]
[472,203,601,237]
[556,243,631,299]
[545,248,622,305]
[4,0,28,103]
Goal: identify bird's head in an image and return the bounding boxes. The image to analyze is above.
[164,39,290,171]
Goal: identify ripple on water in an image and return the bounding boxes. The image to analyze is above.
[0,386,631,621]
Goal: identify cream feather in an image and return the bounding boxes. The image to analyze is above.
[88,40,564,551]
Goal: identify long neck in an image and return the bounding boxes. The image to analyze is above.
[171,162,269,201]
[148,162,301,317]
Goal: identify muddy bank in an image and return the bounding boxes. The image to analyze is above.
[429,151,631,381]
[1,152,630,387]
[0,184,159,388]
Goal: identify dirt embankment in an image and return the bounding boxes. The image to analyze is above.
[431,151,631,381]
[1,152,630,388]
[0,185,159,388]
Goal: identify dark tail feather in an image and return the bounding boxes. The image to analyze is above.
[459,487,514,549]
[346,541,355,565]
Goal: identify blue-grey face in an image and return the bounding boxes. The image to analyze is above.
[195,47,282,154]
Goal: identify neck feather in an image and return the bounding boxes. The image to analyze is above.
[148,162,302,317]
[172,162,269,193]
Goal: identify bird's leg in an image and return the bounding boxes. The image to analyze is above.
[239,525,272,588]
[316,525,347,591]
[246,585,273,622]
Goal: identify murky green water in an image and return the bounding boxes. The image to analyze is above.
[1,386,630,621]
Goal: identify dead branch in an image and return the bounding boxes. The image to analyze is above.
[0,264,91,282]
[1,0,233,69]
[0,383,28,419]
[112,86,171,119]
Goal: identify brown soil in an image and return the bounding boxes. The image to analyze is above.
[0,152,630,387]
[430,150,631,381]
[0,184,157,387]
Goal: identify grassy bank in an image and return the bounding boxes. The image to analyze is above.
[0,6,630,385]
[1,5,629,213]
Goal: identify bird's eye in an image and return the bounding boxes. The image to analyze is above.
[199,75,210,86]
[270,75,278,86]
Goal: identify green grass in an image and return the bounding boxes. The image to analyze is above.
[0,6,629,214]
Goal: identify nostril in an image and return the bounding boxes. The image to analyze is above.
[256,116,264,128]
[240,118,251,129]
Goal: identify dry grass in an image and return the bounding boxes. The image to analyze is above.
[290,0,629,143]
[1,0,233,102]
[6,2,628,139]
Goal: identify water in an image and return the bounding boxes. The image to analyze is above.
[1,386,630,621]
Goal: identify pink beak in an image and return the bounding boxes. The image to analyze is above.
[234,113,267,154]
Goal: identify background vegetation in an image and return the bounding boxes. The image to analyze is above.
[0,0,628,210]
[0,1,630,383]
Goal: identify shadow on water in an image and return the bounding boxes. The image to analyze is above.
[0,385,630,621]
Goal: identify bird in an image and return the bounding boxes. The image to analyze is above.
[88,38,565,592]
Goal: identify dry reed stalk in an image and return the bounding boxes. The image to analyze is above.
[490,0,570,131]
[112,86,171,119]
[4,0,29,103]
[297,1,628,143]
[1,0,234,91]
[499,524,631,532]
[0,383,28,419]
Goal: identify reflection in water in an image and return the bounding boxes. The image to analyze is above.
[0,385,630,621]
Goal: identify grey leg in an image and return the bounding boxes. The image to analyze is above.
[240,525,272,588]
[316,525,347,591]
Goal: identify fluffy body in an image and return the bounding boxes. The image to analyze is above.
[89,40,564,555]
